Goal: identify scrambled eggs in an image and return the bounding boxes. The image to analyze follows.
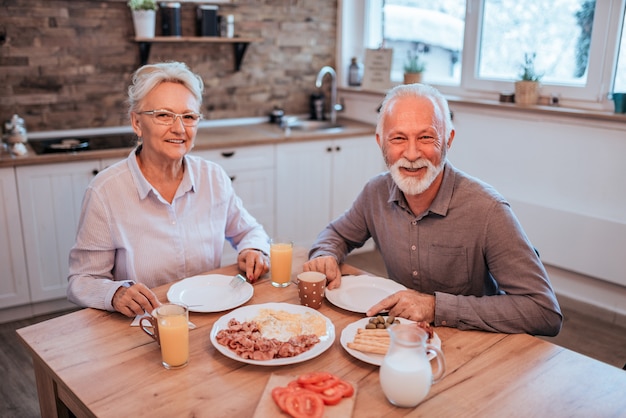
[252,309,327,341]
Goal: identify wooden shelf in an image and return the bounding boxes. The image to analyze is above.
[133,37,262,71]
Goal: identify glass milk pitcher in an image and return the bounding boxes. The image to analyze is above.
[379,323,446,408]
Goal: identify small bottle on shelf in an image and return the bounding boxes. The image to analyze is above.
[348,57,363,87]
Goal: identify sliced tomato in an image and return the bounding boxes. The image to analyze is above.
[284,390,324,418]
[304,375,338,392]
[317,385,344,405]
[287,380,303,390]
[296,371,334,386]
[335,380,354,398]
[271,386,291,412]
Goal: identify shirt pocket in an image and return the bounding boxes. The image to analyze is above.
[426,244,470,294]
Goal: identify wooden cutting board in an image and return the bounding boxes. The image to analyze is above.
[253,373,357,418]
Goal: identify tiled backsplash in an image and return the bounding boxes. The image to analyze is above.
[0,0,337,132]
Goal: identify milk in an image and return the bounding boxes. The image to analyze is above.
[379,349,432,408]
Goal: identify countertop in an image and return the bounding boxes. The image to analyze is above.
[0,118,376,168]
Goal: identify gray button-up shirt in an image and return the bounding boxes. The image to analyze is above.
[309,162,562,336]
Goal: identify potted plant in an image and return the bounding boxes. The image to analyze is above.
[128,0,158,39]
[514,53,542,105]
[403,50,426,84]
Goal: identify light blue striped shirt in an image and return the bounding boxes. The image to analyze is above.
[67,148,270,311]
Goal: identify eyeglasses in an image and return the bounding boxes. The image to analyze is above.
[137,109,203,127]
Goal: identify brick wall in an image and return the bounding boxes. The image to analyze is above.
[0,0,337,132]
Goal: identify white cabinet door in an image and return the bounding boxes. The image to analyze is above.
[330,135,385,219]
[0,167,30,309]
[193,145,275,264]
[16,160,100,302]
[276,140,333,249]
[276,136,385,252]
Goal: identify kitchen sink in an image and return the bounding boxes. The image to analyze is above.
[282,117,344,132]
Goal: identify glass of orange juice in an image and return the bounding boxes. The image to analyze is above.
[270,239,293,287]
[140,303,189,369]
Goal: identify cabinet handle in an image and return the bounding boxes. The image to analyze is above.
[221,151,236,158]
[92,169,99,176]
[230,175,236,182]
[335,146,341,152]
[326,147,333,152]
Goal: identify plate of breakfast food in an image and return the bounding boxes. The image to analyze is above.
[325,275,407,313]
[340,316,441,366]
[167,274,253,313]
[210,302,335,366]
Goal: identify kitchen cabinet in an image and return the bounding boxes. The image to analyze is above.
[15,159,114,303]
[0,167,30,309]
[193,144,275,264]
[276,135,385,251]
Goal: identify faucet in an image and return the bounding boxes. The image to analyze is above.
[315,66,343,125]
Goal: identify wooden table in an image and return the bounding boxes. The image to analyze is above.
[17,249,626,417]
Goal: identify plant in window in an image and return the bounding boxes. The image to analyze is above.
[128,0,157,39]
[518,53,542,82]
[403,50,426,84]
[515,53,542,105]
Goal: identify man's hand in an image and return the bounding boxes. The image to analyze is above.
[112,282,161,317]
[303,256,342,289]
[238,249,270,283]
[366,290,436,324]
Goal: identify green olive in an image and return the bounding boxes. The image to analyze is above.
[386,316,396,325]
[365,323,376,329]
[376,323,386,329]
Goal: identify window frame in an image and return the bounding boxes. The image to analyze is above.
[338,0,626,111]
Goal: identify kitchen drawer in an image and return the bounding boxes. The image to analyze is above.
[193,144,275,172]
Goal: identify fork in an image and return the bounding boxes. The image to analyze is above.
[230,274,248,289]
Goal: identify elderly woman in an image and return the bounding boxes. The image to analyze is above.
[67,61,270,317]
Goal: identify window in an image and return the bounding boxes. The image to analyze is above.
[382,1,465,86]
[614,8,626,92]
[340,0,626,109]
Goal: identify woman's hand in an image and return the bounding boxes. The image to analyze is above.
[303,256,342,289]
[238,249,269,283]
[366,290,435,323]
[112,282,161,317]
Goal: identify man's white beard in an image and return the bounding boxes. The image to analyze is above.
[389,157,444,195]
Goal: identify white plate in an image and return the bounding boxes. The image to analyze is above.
[340,317,441,366]
[167,274,253,313]
[325,275,407,313]
[210,302,335,366]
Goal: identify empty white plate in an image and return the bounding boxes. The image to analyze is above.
[167,274,253,313]
[325,275,407,313]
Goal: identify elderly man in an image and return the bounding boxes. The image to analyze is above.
[303,83,562,336]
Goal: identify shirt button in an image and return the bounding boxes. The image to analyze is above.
[411,245,416,251]
[412,271,418,276]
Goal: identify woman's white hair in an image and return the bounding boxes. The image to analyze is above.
[127,61,204,119]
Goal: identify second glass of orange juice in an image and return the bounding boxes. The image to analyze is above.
[270,239,293,287]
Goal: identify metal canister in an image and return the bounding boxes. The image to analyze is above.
[160,2,182,37]
[196,5,219,37]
